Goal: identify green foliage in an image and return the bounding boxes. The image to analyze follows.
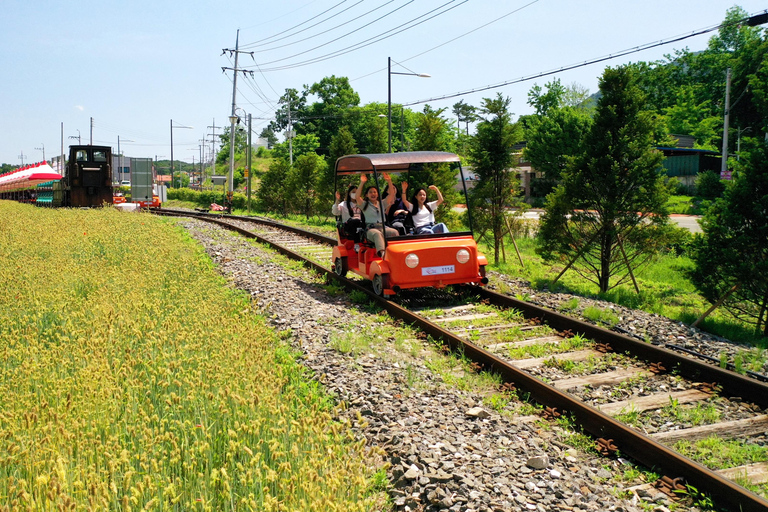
[413,105,454,153]
[527,79,566,116]
[287,153,327,219]
[662,85,721,149]
[537,65,672,293]
[468,93,524,264]
[345,104,389,154]
[690,139,768,336]
[452,99,478,135]
[694,170,725,199]
[582,306,620,327]
[305,76,361,153]
[256,158,291,215]
[272,133,320,162]
[329,125,358,164]
[524,106,592,187]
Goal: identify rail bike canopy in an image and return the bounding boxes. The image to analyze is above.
[335,151,461,175]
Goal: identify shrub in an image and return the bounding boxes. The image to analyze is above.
[695,170,725,199]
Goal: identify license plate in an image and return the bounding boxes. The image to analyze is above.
[422,265,455,276]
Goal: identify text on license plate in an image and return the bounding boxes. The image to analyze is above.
[422,265,455,276]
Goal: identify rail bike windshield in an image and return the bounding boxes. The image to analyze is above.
[334,151,475,240]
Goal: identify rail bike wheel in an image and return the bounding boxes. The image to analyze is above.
[334,256,348,278]
[372,273,389,297]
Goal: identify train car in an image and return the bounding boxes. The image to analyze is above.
[0,162,63,204]
[53,145,114,207]
[0,145,114,208]
[331,151,488,296]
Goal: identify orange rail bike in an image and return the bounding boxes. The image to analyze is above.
[331,152,488,296]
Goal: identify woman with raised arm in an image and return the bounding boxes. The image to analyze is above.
[333,184,363,239]
[401,182,449,235]
[356,172,398,257]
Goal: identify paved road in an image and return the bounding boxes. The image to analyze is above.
[454,207,703,233]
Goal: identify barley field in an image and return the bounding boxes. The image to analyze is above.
[0,202,379,511]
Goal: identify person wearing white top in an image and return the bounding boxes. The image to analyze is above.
[355,173,398,256]
[401,182,449,235]
[332,185,361,222]
[333,184,363,239]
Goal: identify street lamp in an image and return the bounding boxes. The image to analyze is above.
[387,57,429,153]
[170,119,193,188]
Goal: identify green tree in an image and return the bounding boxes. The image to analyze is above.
[286,153,326,219]
[690,139,768,336]
[527,79,566,116]
[537,65,672,293]
[329,126,358,165]
[256,158,291,215]
[524,106,592,195]
[452,99,477,135]
[269,88,307,135]
[662,85,721,149]
[302,76,360,156]
[468,93,523,264]
[217,125,249,165]
[259,127,278,148]
[345,104,388,154]
[411,105,459,207]
[271,133,320,163]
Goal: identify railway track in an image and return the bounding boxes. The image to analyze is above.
[157,208,768,511]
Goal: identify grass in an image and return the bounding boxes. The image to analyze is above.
[479,232,768,349]
[0,202,382,511]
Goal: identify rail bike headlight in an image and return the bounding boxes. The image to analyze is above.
[456,249,471,264]
[405,253,420,268]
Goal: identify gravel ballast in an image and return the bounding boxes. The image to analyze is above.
[176,217,730,512]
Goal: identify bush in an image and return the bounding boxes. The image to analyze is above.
[695,171,725,199]
[166,188,249,210]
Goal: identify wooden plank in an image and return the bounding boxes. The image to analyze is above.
[413,304,478,314]
[552,368,651,391]
[718,462,768,484]
[651,414,768,444]
[454,324,539,337]
[510,349,602,370]
[599,389,711,416]
[432,313,498,323]
[486,336,564,352]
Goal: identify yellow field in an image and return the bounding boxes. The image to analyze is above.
[0,202,378,511]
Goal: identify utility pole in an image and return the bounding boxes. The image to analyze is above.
[247,113,252,214]
[721,68,731,179]
[288,95,293,165]
[35,143,45,162]
[90,117,94,145]
[207,118,221,179]
[60,122,64,175]
[18,151,26,166]
[222,30,255,213]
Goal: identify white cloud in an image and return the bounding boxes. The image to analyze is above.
[74,105,84,111]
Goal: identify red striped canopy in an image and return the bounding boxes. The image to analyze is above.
[0,162,62,192]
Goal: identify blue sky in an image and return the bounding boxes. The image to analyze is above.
[2,0,765,166]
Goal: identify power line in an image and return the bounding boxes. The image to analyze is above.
[248,0,470,72]
[241,0,349,48]
[351,0,539,82]
[242,0,369,50]
[402,10,768,107]
[244,0,418,68]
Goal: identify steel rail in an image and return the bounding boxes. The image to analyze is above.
[157,210,768,512]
